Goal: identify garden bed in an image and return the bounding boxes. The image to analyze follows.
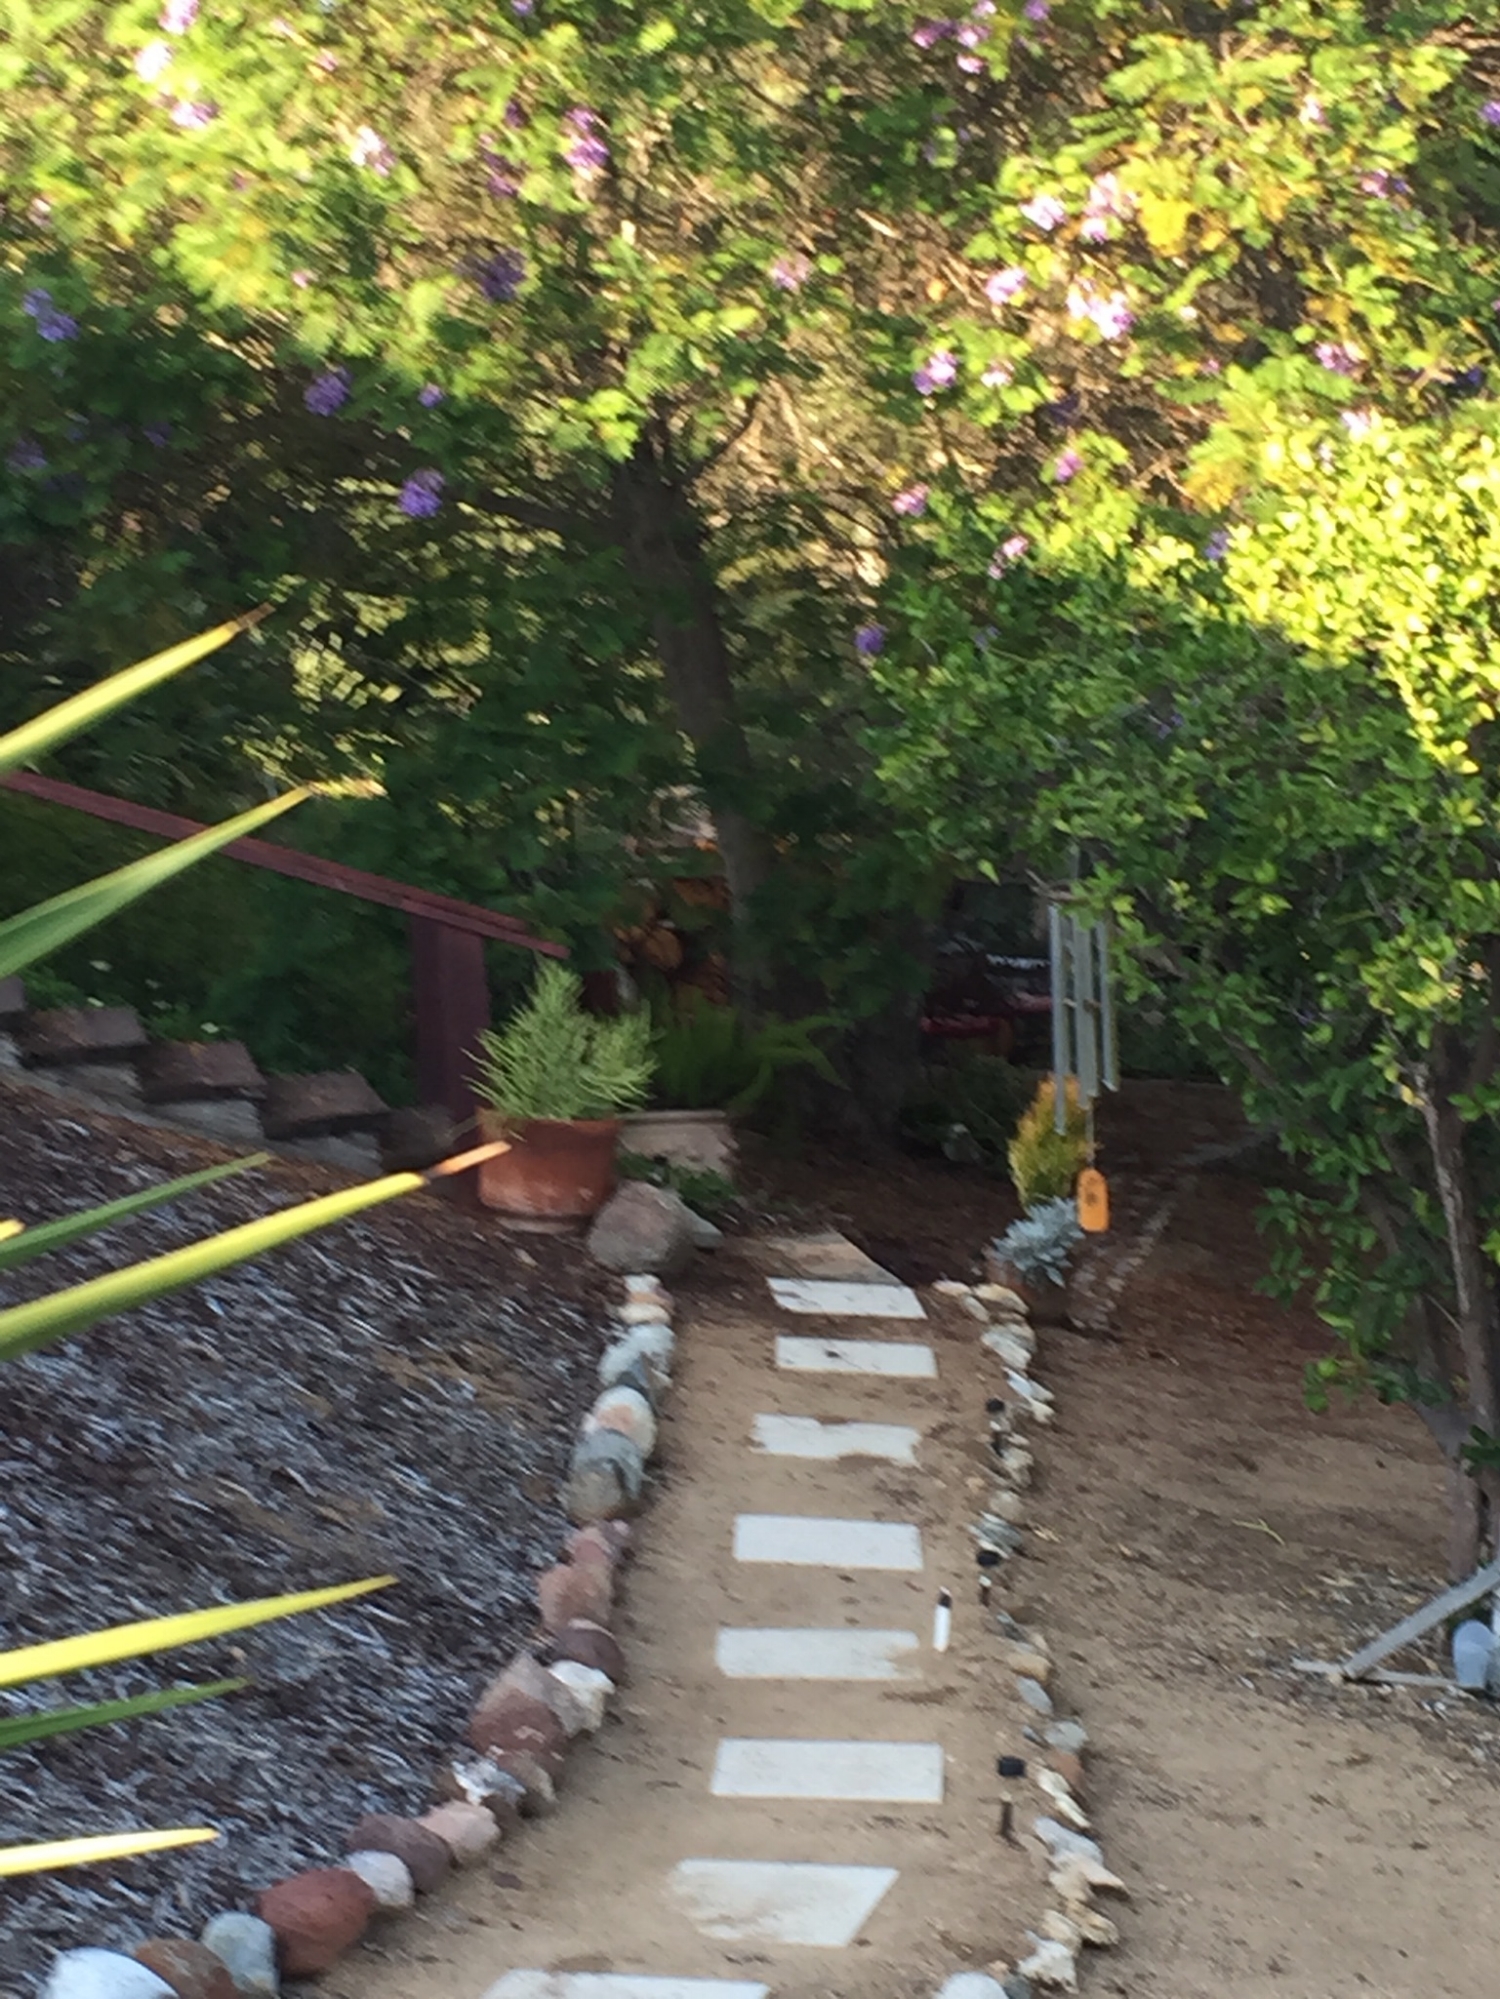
[0,1075,609,1991]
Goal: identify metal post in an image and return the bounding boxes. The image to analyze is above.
[1074,913,1099,1108]
[1097,920,1119,1092]
[1048,901,1070,1131]
[409,915,490,1143]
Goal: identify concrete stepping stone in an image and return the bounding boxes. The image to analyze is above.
[733,1514,923,1570]
[774,1336,936,1379]
[715,1627,922,1681]
[485,1980,769,1999]
[711,1738,943,1802]
[668,1860,899,1946]
[751,1415,921,1463]
[755,1230,904,1285]
[767,1278,925,1319]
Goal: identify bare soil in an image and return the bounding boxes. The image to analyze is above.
[0,1074,609,1994]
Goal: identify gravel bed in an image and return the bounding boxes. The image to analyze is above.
[0,1076,607,1992]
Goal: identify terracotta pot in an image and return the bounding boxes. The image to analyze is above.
[476,1113,621,1220]
[619,1109,736,1178]
[981,1253,1071,1326]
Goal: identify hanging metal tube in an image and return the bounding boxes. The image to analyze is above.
[1049,900,1070,1132]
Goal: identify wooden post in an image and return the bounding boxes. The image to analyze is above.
[410,915,490,1147]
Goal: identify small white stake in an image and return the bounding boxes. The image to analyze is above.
[932,1588,952,1653]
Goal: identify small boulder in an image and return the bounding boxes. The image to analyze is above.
[419,1800,501,1866]
[42,1952,175,1999]
[1043,1719,1089,1754]
[549,1618,626,1685]
[538,1559,613,1632]
[682,1204,722,1248]
[345,1813,452,1895]
[586,1183,698,1275]
[256,1869,376,1978]
[563,1429,645,1524]
[616,1297,672,1325]
[1016,1675,1054,1716]
[1049,1748,1085,1797]
[198,1913,279,1997]
[598,1341,668,1405]
[489,1747,559,1814]
[131,1941,237,1999]
[469,1675,569,1769]
[1002,1644,1052,1685]
[379,1103,457,1171]
[584,1383,657,1458]
[547,1658,613,1731]
[437,1752,526,1832]
[565,1523,623,1571]
[934,1978,1010,1999]
[344,1850,415,1911]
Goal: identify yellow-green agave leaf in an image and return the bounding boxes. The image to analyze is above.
[0,1827,218,1878]
[0,1154,270,1273]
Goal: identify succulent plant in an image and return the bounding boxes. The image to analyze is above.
[991,1197,1083,1288]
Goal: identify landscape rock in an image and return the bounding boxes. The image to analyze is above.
[419,1800,502,1866]
[136,1039,266,1104]
[344,1849,416,1911]
[563,1428,646,1524]
[489,1747,559,1814]
[1049,1854,1128,1903]
[934,1977,1009,1999]
[983,1328,1036,1369]
[549,1618,627,1684]
[986,1488,1026,1524]
[1073,1908,1120,1946]
[1016,1675,1054,1715]
[1049,1749,1085,1796]
[259,1069,387,1138]
[256,1868,377,1977]
[42,1952,175,1999]
[624,1273,668,1296]
[1002,1643,1052,1684]
[1033,1818,1104,1867]
[0,975,24,1022]
[379,1103,457,1171]
[1001,1981,1034,1999]
[586,1182,698,1275]
[548,1658,613,1730]
[998,1446,1033,1486]
[616,1297,672,1325]
[167,1098,266,1146]
[493,1649,599,1735]
[1043,1719,1089,1754]
[538,1558,613,1632]
[1015,1937,1078,1992]
[198,1913,280,1996]
[345,1813,452,1894]
[584,1383,657,1458]
[976,1283,1029,1315]
[438,1753,526,1832]
[598,1336,671,1401]
[566,1522,623,1570]
[682,1204,723,1247]
[19,1005,146,1066]
[469,1675,569,1769]
[131,1940,237,1999]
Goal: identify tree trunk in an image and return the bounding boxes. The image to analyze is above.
[1415,1056,1500,1565]
[612,427,776,1003]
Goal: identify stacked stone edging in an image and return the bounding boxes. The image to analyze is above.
[38,1272,673,1999]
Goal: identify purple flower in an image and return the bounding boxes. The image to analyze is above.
[504,97,529,129]
[1481,100,1500,128]
[984,266,1026,306]
[399,468,445,517]
[7,437,46,473]
[22,287,79,341]
[159,0,198,32]
[981,358,1014,388]
[513,0,534,13]
[304,366,351,415]
[855,623,886,657]
[1080,171,1133,242]
[1359,167,1393,197]
[133,39,173,81]
[563,110,609,175]
[170,98,218,128]
[1340,406,1376,439]
[956,53,985,72]
[1314,340,1360,375]
[913,348,958,395]
[1020,193,1067,231]
[1091,293,1134,341]
[956,21,989,47]
[1023,0,1049,19]
[1052,447,1083,483]
[314,50,338,72]
[770,252,812,292]
[1299,94,1326,128]
[350,125,394,174]
[892,483,930,517]
[988,533,1029,576]
[486,158,523,197]
[1204,528,1230,561]
[143,421,172,448]
[912,19,954,47]
[419,383,445,407]
[290,267,314,288]
[473,248,526,302]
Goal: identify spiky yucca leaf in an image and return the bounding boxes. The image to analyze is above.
[0,1678,245,1751]
[0,1828,217,1878]
[0,613,265,777]
[0,789,308,980]
[0,1154,269,1273]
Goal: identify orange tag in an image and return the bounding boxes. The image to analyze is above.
[1077,1167,1110,1233]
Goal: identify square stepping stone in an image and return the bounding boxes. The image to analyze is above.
[751,1415,921,1464]
[733,1514,923,1571]
[486,1981,769,1999]
[711,1738,944,1802]
[774,1336,936,1379]
[766,1278,925,1319]
[668,1859,899,1947]
[716,1627,922,1682]
[757,1230,904,1285]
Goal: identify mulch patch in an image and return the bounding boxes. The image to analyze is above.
[0,1075,610,1990]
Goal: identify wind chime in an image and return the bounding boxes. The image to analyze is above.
[1047,901,1118,1232]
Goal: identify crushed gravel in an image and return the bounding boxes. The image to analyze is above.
[0,1075,608,1992]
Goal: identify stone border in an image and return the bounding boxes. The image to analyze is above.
[39,1274,673,1999]
[927,1275,1127,1999]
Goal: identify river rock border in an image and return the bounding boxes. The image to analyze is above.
[39,1274,672,1999]
[929,1273,1127,1999]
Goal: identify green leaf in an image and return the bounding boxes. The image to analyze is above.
[0,1677,246,1750]
[0,1155,271,1272]
[0,614,265,777]
[0,1827,219,1879]
[0,789,309,979]
[0,1578,395,1692]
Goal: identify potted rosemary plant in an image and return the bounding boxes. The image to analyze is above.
[472,964,655,1220]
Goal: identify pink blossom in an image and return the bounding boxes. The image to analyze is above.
[1314,340,1360,375]
[169,98,218,128]
[1052,447,1083,483]
[913,349,959,395]
[984,266,1026,305]
[350,125,394,174]
[988,534,1029,576]
[133,39,173,82]
[159,0,198,32]
[981,358,1014,388]
[290,268,314,288]
[892,483,930,517]
[1020,193,1066,232]
[1340,406,1376,439]
[912,19,955,47]
[1299,93,1326,128]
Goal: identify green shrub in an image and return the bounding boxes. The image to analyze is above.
[898,1053,1036,1173]
[473,962,655,1121]
[617,1150,737,1219]
[649,994,841,1114]
[1008,1077,1090,1213]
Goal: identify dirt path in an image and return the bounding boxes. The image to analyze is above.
[343,1240,1045,1999]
